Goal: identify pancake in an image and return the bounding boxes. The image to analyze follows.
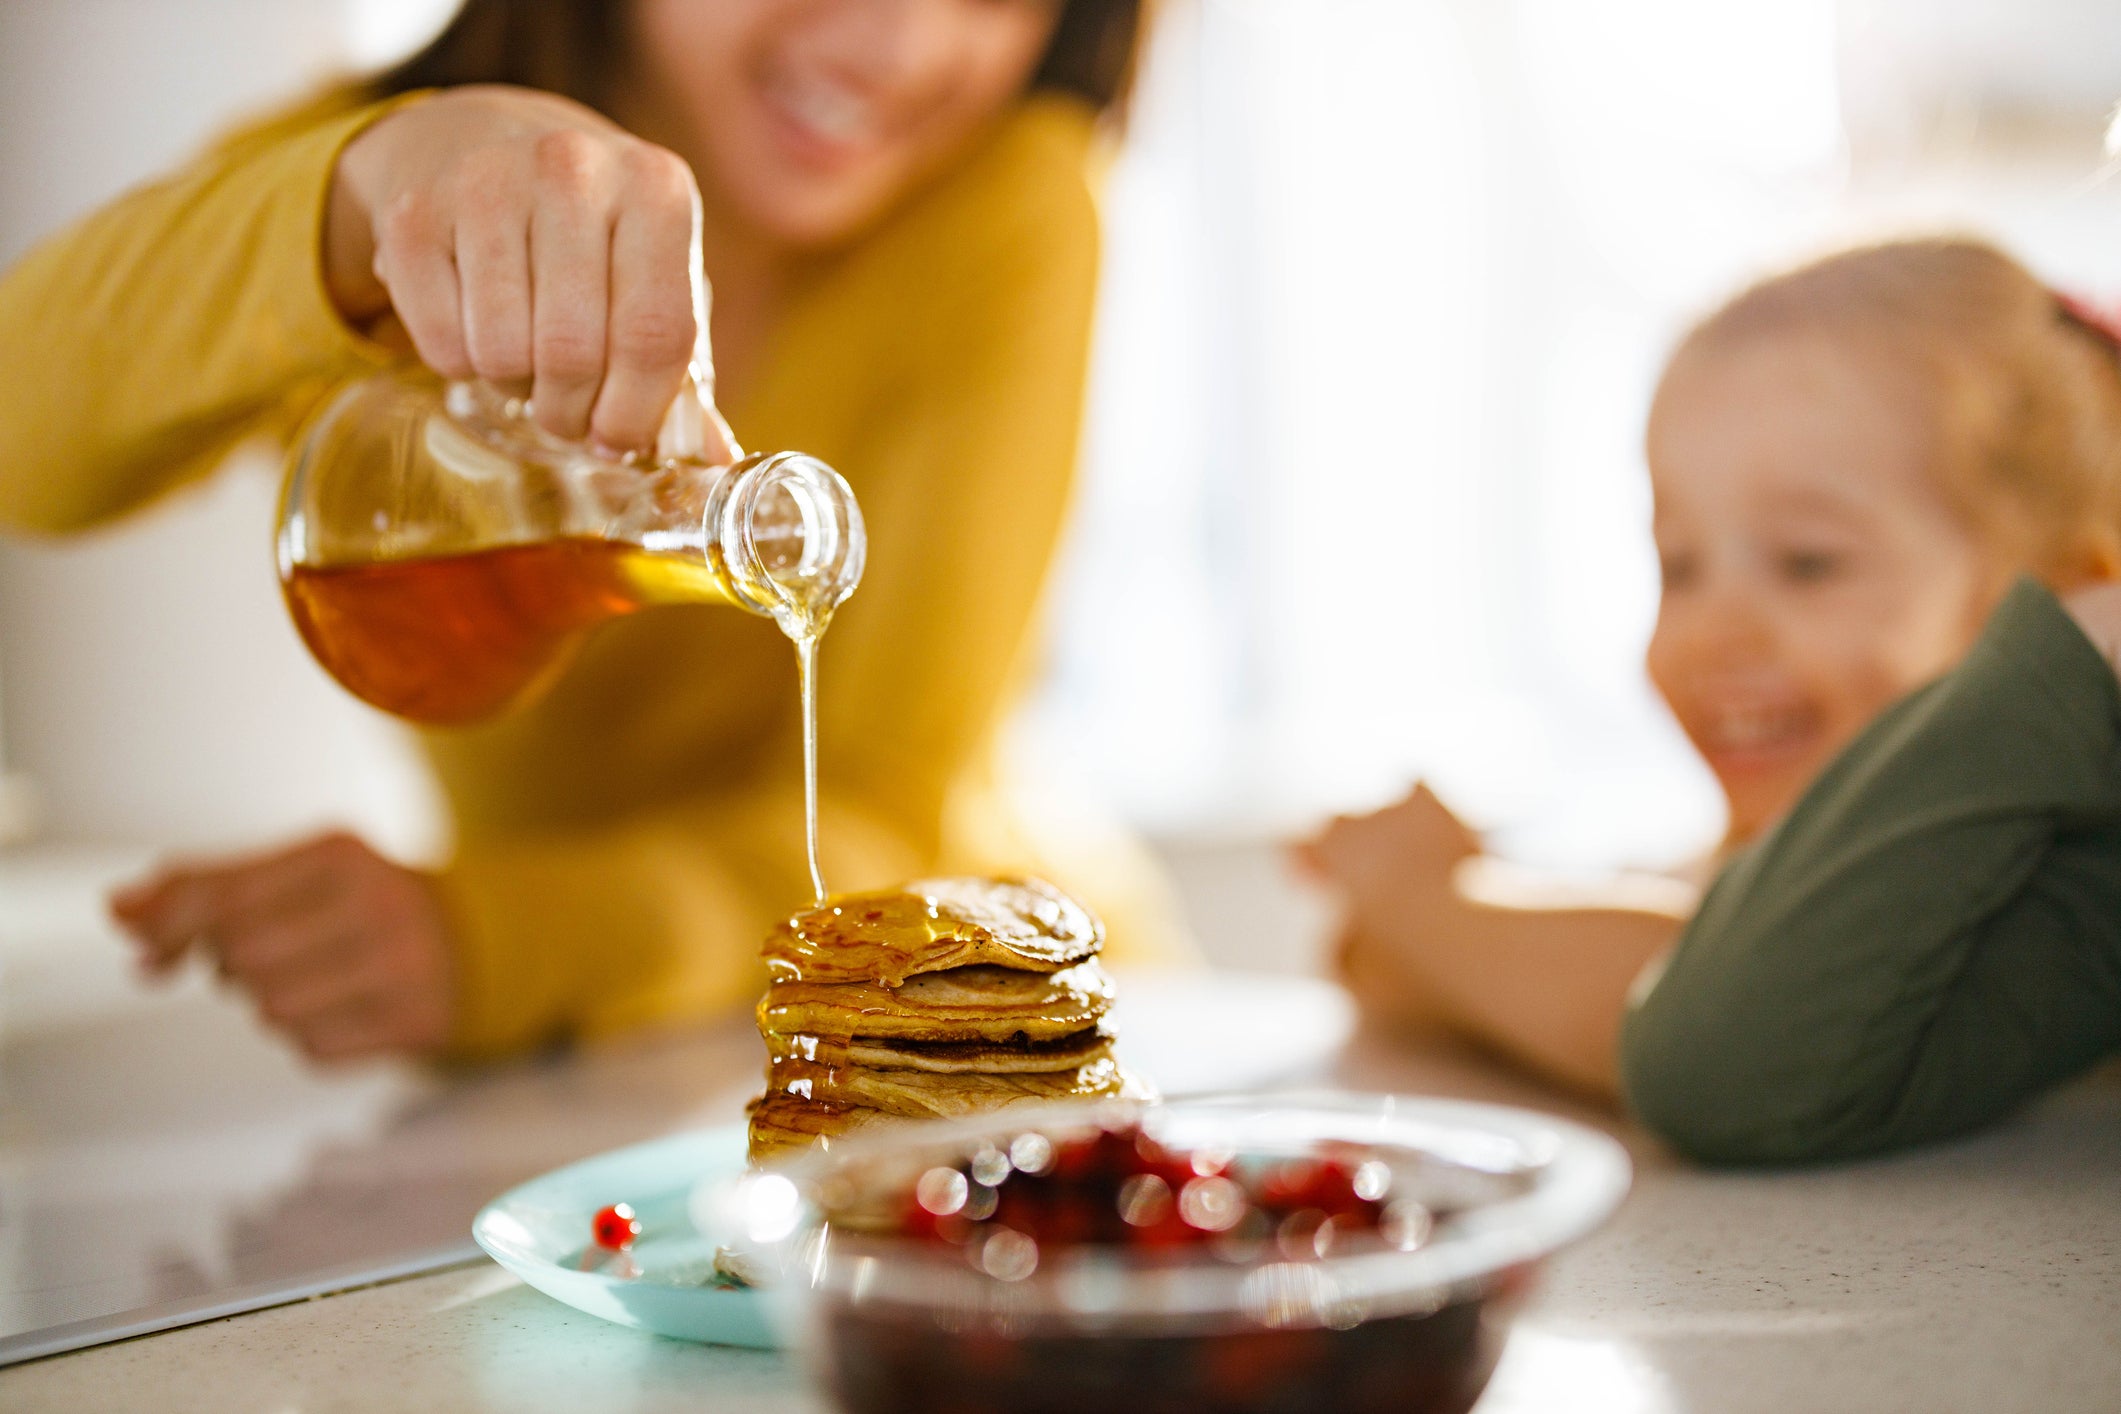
[762,876,1102,986]
[748,1068,1158,1168]
[758,962,1113,1044]
[747,875,1132,1167]
[765,1026,1116,1076]
[767,1053,1132,1119]
[747,1090,877,1163]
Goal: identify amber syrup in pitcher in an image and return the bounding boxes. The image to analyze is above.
[284,538,739,726]
[279,371,864,902]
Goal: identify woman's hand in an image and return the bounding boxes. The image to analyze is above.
[325,85,735,460]
[110,832,455,1061]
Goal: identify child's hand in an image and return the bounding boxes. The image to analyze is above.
[1295,784,1486,1039]
[1296,783,1483,933]
[109,832,455,1062]
[1333,922,1460,1035]
[1301,783,1685,1096]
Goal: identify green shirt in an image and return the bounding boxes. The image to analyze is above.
[1622,577,2121,1164]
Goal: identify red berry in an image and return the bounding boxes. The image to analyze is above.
[894,1124,1393,1259]
[901,1196,945,1241]
[902,1187,978,1245]
[1315,1171,1367,1218]
[1130,1134,1200,1193]
[1259,1159,1377,1222]
[988,1185,1031,1233]
[1128,1209,1207,1249]
[1049,1135,1106,1182]
[1256,1159,1316,1210]
[592,1202,641,1251]
[1044,1194,1108,1246]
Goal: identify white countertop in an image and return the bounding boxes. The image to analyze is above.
[3,847,2118,1412]
[8,1051,2116,1414]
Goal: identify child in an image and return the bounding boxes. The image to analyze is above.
[1305,239,2121,1156]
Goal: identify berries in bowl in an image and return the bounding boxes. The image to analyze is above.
[738,1092,1630,1414]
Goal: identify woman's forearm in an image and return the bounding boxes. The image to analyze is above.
[0,98,412,534]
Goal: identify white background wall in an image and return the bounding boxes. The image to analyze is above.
[1032,0,2121,876]
[0,0,450,858]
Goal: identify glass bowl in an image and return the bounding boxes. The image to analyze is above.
[733,1092,1630,1414]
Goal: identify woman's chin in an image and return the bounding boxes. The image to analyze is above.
[736,184,893,250]
[710,146,905,249]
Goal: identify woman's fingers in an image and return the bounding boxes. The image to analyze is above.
[522,129,613,439]
[209,896,443,1057]
[592,152,702,454]
[217,898,447,1057]
[109,831,455,1062]
[372,190,471,381]
[110,878,198,972]
[456,201,534,396]
[110,844,337,967]
[285,998,399,1062]
[214,912,349,987]
[286,974,450,1061]
[337,93,720,450]
[250,944,385,1028]
[527,190,611,440]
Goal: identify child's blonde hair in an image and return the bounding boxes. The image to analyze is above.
[1666,237,2121,585]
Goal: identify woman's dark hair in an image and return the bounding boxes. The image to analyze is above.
[373,1,1143,121]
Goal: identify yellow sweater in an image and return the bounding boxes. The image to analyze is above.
[0,90,1190,1056]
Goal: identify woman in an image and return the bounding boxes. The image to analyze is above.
[0,0,1184,1061]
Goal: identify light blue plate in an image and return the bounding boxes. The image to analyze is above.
[471,973,1357,1346]
[471,1122,775,1348]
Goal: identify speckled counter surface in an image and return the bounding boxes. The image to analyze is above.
[4,850,2117,1413]
[7,1038,2116,1414]
[1532,1081,2121,1414]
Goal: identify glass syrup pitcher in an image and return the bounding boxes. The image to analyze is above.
[276,369,865,728]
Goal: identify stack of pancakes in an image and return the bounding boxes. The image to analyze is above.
[747,876,1136,1161]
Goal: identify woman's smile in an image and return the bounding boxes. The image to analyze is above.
[631,0,1064,249]
[757,58,887,168]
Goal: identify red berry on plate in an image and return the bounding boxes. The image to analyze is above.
[1259,1158,1378,1222]
[593,1202,641,1251]
[1049,1135,1104,1182]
